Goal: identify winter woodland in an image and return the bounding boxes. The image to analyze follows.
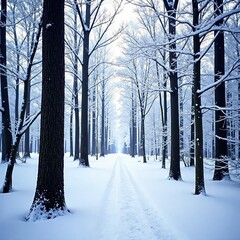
[0,0,240,239]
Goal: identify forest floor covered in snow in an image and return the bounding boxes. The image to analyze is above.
[0,153,239,240]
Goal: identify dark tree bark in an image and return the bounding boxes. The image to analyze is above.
[140,112,147,163]
[96,84,99,160]
[162,75,168,168]
[0,0,12,163]
[138,119,142,157]
[23,81,31,159]
[163,0,181,180]
[179,77,185,166]
[27,0,68,220]
[213,0,230,180]
[88,103,91,154]
[239,80,240,160]
[79,0,91,167]
[0,134,2,152]
[132,103,137,157]
[192,0,206,195]
[190,88,195,166]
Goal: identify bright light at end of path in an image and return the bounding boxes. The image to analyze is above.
[112,87,123,115]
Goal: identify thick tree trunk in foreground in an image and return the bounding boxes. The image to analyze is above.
[164,0,181,180]
[213,0,230,180]
[0,0,12,163]
[192,0,206,195]
[27,0,68,221]
[79,1,91,167]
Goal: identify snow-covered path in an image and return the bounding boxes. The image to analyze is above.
[98,155,178,240]
[1,153,239,240]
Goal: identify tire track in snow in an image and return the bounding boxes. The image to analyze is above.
[98,155,179,240]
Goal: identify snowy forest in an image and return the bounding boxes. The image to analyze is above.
[0,0,240,240]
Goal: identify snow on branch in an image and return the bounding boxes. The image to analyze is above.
[201,105,240,111]
[206,157,240,179]
[197,58,240,94]
[18,111,41,137]
[89,0,124,56]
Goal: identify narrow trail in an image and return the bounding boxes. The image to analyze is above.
[98,155,178,240]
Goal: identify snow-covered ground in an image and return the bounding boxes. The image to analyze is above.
[0,153,239,240]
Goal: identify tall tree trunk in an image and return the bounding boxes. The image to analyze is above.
[213,0,230,180]
[190,86,195,166]
[88,109,90,155]
[100,78,105,157]
[138,110,142,157]
[238,80,240,160]
[80,1,91,167]
[192,0,206,195]
[140,113,147,163]
[164,0,181,180]
[212,112,215,159]
[96,82,99,160]
[130,86,135,157]
[0,134,2,152]
[23,81,31,159]
[179,77,185,166]
[162,76,168,168]
[0,0,12,163]
[27,0,68,220]
[133,100,137,156]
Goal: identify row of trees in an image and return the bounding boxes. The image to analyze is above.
[1,0,122,189]
[119,0,239,194]
[0,0,122,219]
